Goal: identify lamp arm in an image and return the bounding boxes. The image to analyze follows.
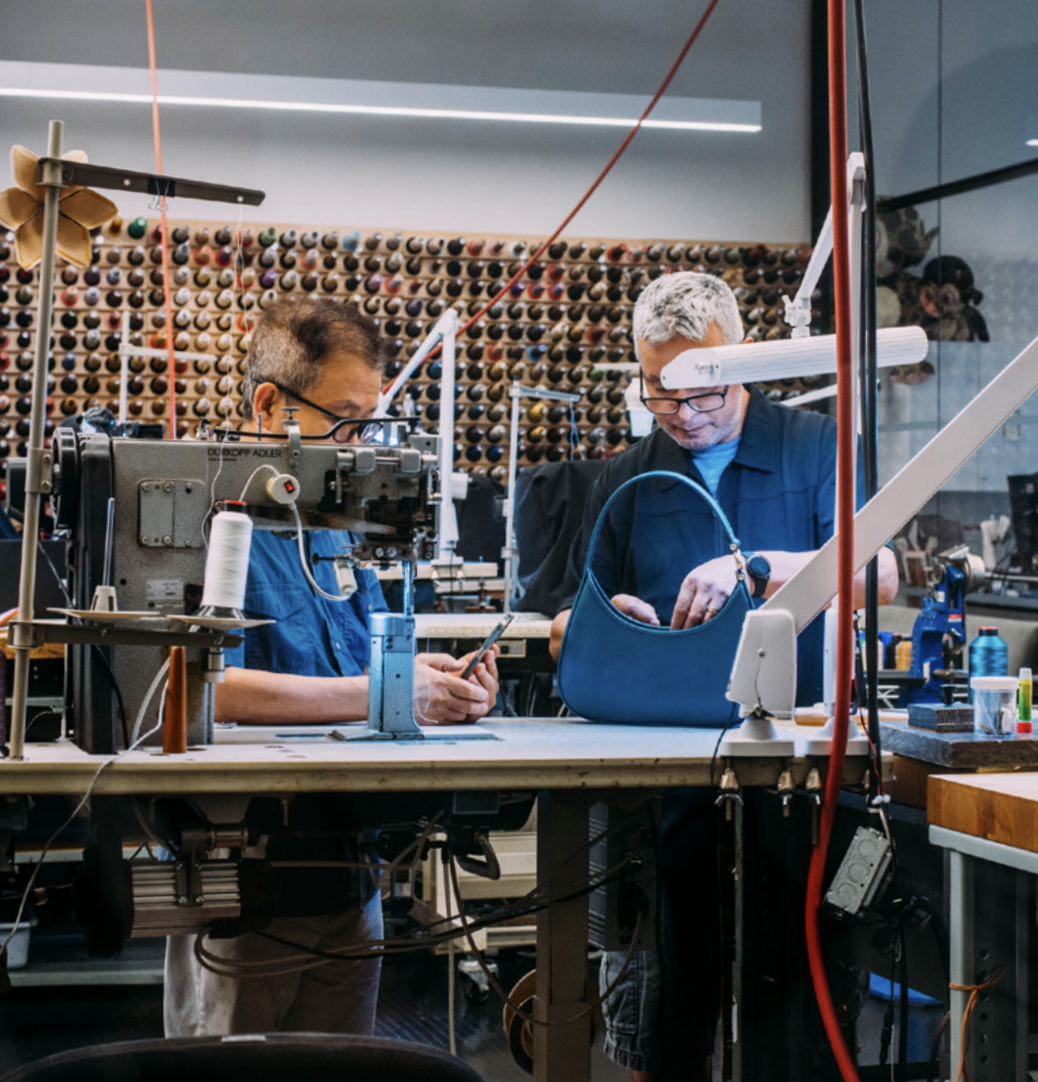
[729,330,1038,715]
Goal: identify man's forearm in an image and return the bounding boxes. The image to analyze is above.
[549,610,570,662]
[760,545,899,608]
[214,667,369,724]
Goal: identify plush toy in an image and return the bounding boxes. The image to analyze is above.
[874,209,988,386]
[921,255,989,342]
[876,206,939,280]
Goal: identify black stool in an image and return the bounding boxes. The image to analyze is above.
[0,1034,486,1082]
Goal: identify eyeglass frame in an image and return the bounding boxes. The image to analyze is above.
[638,374,729,416]
[266,381,383,444]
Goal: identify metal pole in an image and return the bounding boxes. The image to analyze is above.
[437,314,458,560]
[118,311,130,424]
[501,381,522,614]
[9,120,64,760]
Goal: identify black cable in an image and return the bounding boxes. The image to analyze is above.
[853,0,882,803]
[91,646,130,750]
[249,861,635,964]
[36,539,130,747]
[897,931,910,1082]
[879,945,895,1068]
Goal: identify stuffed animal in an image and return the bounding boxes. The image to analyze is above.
[921,256,989,342]
[876,206,939,280]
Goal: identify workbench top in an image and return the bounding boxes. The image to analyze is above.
[928,772,1038,854]
[880,716,1038,769]
[0,718,868,796]
[414,613,552,640]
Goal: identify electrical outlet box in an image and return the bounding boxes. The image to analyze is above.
[825,826,892,917]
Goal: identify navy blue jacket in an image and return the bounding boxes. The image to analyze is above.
[560,388,854,707]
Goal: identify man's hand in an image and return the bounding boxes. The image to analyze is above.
[414,650,498,724]
[671,556,740,630]
[610,594,661,626]
[454,644,501,720]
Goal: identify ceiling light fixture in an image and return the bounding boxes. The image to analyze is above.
[0,61,762,134]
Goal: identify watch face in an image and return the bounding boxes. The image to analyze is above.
[747,554,771,578]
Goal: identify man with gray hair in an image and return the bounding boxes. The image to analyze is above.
[549,271,897,1080]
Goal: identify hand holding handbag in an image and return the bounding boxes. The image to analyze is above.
[556,470,752,726]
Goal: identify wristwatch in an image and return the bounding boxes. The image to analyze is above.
[741,551,772,598]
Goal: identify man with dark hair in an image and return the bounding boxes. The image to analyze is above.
[165,298,499,1036]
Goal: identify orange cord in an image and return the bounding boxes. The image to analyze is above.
[950,966,1003,1082]
[803,2,860,1081]
[424,0,722,363]
[145,0,178,437]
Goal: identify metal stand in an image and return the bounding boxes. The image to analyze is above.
[5,120,264,760]
[348,560,494,742]
[8,121,63,761]
[501,381,582,613]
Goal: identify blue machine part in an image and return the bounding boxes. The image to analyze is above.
[902,563,967,705]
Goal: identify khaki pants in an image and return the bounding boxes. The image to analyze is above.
[164,891,383,1037]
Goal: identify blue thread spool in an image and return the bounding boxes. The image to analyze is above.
[968,626,1009,702]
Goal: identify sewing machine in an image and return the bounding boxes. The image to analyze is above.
[49,421,441,753]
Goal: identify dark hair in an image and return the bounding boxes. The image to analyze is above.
[241,298,383,420]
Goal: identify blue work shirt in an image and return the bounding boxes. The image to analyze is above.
[561,388,861,707]
[221,528,387,912]
[224,528,387,682]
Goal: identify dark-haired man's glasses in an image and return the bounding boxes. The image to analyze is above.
[639,385,728,415]
[270,382,381,444]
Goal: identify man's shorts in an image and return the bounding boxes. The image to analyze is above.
[599,948,661,1073]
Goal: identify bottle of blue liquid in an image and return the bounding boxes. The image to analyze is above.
[968,626,1009,702]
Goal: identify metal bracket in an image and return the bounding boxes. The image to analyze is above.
[36,158,265,206]
[10,620,241,650]
[25,448,53,496]
[286,422,302,474]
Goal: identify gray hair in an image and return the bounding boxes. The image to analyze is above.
[241,297,383,420]
[632,272,744,356]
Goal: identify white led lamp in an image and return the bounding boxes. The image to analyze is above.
[659,325,929,391]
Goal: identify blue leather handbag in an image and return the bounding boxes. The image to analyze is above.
[556,470,752,726]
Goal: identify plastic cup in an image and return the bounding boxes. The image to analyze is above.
[970,675,1019,736]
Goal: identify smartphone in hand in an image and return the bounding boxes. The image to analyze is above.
[460,613,515,679]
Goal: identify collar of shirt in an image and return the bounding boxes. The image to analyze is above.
[647,386,778,489]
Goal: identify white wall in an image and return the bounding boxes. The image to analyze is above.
[0,0,812,242]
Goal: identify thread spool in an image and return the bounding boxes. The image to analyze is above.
[163,646,188,755]
[968,626,1008,702]
[200,503,253,613]
[894,639,913,671]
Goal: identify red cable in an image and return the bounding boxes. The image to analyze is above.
[426,0,722,362]
[804,2,860,1081]
[145,0,178,437]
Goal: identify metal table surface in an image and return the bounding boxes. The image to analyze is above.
[1,719,870,1082]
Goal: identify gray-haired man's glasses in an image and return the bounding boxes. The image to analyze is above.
[639,386,728,415]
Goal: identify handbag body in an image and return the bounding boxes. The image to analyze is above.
[556,469,752,726]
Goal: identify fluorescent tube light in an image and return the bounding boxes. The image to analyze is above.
[0,61,761,134]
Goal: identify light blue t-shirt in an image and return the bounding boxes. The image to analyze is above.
[691,436,741,495]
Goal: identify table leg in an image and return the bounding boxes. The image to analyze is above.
[948,849,1028,1081]
[948,849,973,1076]
[534,789,592,1082]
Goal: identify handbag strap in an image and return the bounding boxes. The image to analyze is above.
[584,469,742,568]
